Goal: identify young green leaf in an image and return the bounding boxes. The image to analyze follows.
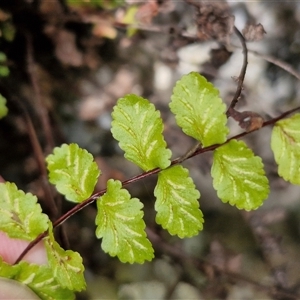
[170,72,229,147]
[46,143,100,203]
[0,94,8,119]
[211,139,269,210]
[271,113,300,185]
[154,165,204,238]
[15,261,75,300]
[0,258,74,300]
[0,182,49,240]
[111,94,171,171]
[95,179,154,263]
[45,223,86,292]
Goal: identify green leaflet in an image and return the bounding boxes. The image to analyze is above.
[271,113,300,185]
[15,262,74,300]
[154,165,204,238]
[45,223,86,292]
[0,94,8,119]
[211,140,269,210]
[111,94,171,171]
[0,257,20,278]
[95,179,154,263]
[0,182,49,240]
[0,258,74,300]
[46,143,100,203]
[170,72,229,147]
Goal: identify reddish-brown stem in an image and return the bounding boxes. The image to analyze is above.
[14,105,300,264]
[12,99,58,219]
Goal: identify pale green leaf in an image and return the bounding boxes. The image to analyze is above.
[0,258,74,300]
[95,179,154,263]
[271,113,300,185]
[0,182,49,240]
[154,165,204,238]
[45,223,85,292]
[15,261,74,300]
[0,94,8,119]
[0,257,20,278]
[211,140,269,210]
[46,143,100,203]
[111,94,171,171]
[170,72,229,147]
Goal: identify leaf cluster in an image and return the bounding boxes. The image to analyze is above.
[0,72,299,299]
[46,72,299,265]
[0,183,84,299]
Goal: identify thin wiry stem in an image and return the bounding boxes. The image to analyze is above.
[178,26,248,162]
[14,105,300,264]
[226,26,248,115]
[25,32,55,152]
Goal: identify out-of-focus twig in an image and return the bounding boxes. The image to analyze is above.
[25,32,55,153]
[250,49,300,81]
[16,99,58,219]
[177,26,248,162]
[227,26,248,116]
[25,33,69,247]
[146,228,299,300]
[241,211,289,291]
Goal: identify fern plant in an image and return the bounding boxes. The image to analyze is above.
[0,72,299,299]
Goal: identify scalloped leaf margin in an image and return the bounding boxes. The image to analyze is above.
[45,222,86,292]
[154,165,204,238]
[111,94,171,171]
[211,139,270,210]
[0,258,74,300]
[170,72,229,147]
[46,143,100,203]
[271,113,300,185]
[0,182,49,240]
[95,179,154,263]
